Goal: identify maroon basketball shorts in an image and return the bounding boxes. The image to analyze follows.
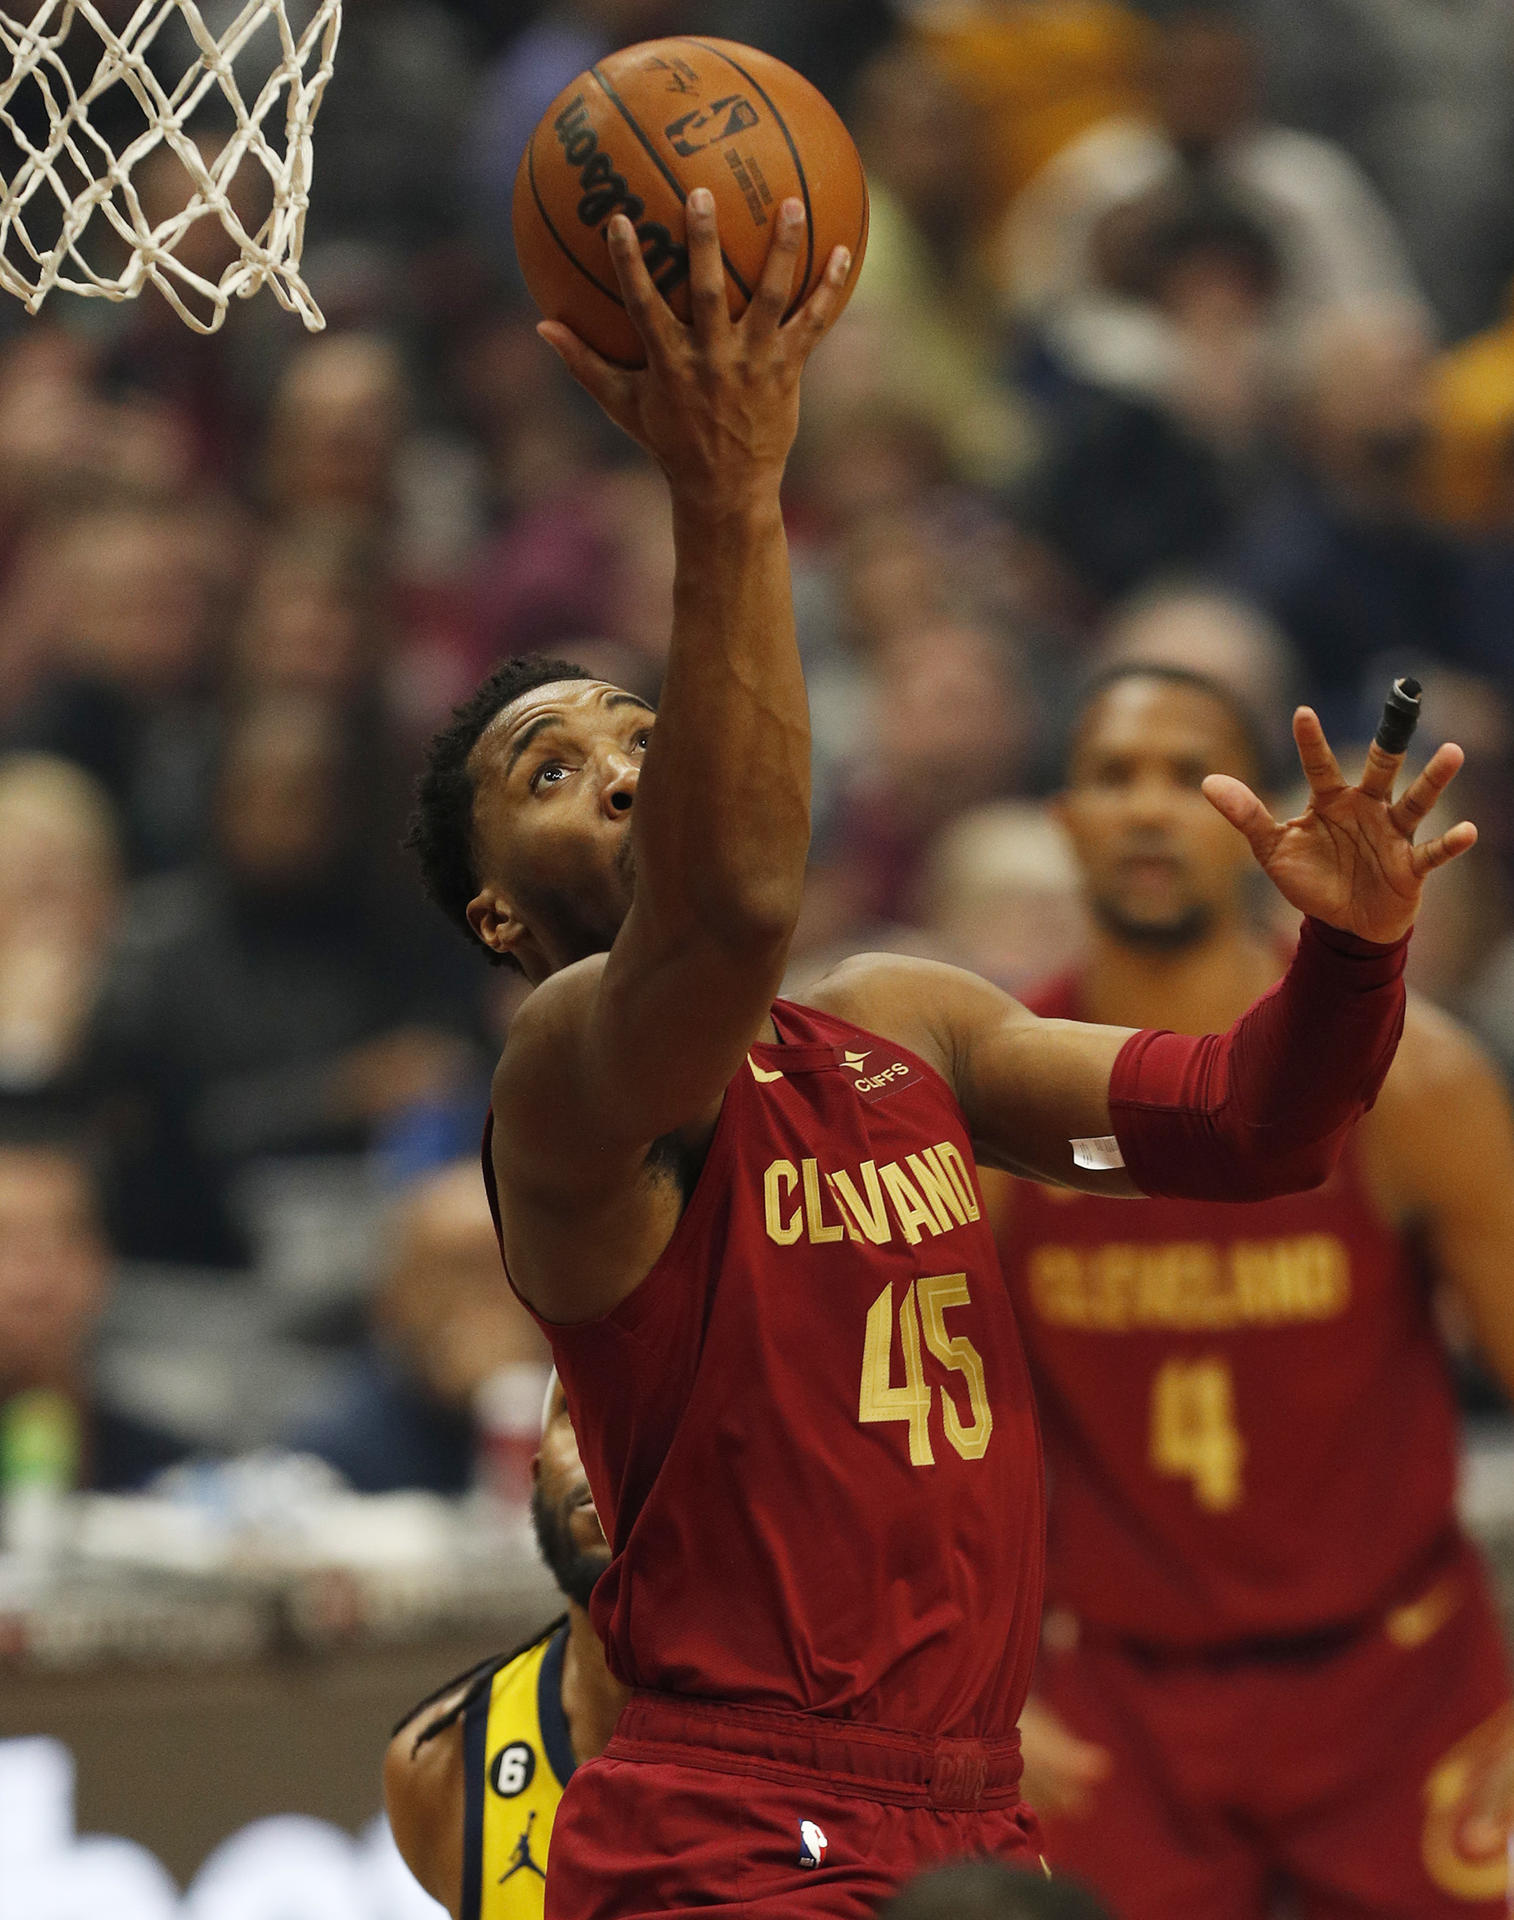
[1037,1541,1512,1920]
[543,1693,1046,1919]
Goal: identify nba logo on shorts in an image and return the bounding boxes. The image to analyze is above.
[798,1819,828,1868]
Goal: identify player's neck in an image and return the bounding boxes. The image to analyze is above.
[561,1602,630,1765]
[1080,920,1282,1037]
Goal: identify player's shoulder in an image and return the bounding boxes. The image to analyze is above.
[495,955,609,1078]
[807,949,1036,1087]
[808,949,1024,1031]
[383,1671,474,1918]
[490,955,610,1154]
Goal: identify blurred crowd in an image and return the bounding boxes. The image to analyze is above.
[3,0,1514,1505]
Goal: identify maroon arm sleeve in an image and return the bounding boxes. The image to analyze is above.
[1108,917,1409,1201]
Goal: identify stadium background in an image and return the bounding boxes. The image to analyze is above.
[0,0,1513,1912]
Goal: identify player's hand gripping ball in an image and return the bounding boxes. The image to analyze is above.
[513,38,869,366]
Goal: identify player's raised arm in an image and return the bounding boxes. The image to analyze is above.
[547,194,844,1123]
[834,700,1476,1199]
[485,194,851,1309]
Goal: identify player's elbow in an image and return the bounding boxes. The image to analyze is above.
[1131,1131,1343,1203]
[1230,1135,1342,1201]
[668,879,802,967]
[705,865,806,947]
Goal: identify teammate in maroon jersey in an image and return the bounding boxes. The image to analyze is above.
[996,663,1514,1918]
[406,193,1475,1919]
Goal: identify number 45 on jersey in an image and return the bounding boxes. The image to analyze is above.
[859,1274,994,1465]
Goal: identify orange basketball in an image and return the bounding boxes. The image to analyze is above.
[513,38,869,367]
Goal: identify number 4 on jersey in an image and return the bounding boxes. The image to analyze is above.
[859,1274,994,1465]
[1150,1355,1245,1510]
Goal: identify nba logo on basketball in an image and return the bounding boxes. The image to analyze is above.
[797,1819,828,1868]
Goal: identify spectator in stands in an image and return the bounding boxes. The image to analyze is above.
[264,334,409,529]
[829,618,1033,928]
[1222,301,1488,735]
[997,7,1425,391]
[914,800,1087,995]
[0,333,101,607]
[288,1159,548,1494]
[907,0,1153,228]
[1425,277,1514,534]
[1243,0,1514,339]
[231,517,383,706]
[0,755,122,1100]
[1090,581,1299,780]
[88,691,484,1267]
[273,0,478,263]
[879,1859,1114,1919]
[717,0,894,113]
[0,1123,190,1493]
[1013,188,1283,609]
[0,501,223,875]
[842,43,1035,488]
[465,0,689,283]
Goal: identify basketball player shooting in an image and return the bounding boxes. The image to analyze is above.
[406,196,1476,1919]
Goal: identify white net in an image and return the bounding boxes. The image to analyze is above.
[0,0,341,333]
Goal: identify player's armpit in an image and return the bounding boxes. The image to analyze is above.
[382,1711,465,1920]
[810,953,1140,1194]
[1369,1000,1514,1404]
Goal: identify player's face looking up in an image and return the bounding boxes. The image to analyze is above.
[463,679,655,982]
[532,1383,610,1610]
[1059,676,1263,949]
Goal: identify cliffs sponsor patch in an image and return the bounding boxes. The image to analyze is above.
[840,1047,922,1102]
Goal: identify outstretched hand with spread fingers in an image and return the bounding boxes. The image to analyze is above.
[536,188,851,508]
[1202,706,1476,945]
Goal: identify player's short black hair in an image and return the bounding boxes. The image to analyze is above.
[405,656,592,967]
[1066,661,1279,792]
[880,1861,1113,1920]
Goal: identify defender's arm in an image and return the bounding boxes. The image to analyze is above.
[383,1706,465,1919]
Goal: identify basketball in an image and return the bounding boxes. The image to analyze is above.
[513,38,870,367]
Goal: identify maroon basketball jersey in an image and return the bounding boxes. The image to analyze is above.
[487,999,1044,1738]
[996,974,1461,1651]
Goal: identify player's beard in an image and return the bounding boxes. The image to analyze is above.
[1090,892,1216,951]
[531,1480,609,1610]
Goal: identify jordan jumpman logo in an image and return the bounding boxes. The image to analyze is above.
[499,1808,547,1883]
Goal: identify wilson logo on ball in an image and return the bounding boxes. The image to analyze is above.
[664,97,759,156]
[552,95,690,297]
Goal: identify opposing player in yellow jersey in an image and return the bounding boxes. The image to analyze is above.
[385,1379,627,1918]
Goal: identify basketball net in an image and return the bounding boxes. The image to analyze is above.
[0,0,340,333]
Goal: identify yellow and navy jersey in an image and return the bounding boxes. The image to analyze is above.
[461,1621,577,1920]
